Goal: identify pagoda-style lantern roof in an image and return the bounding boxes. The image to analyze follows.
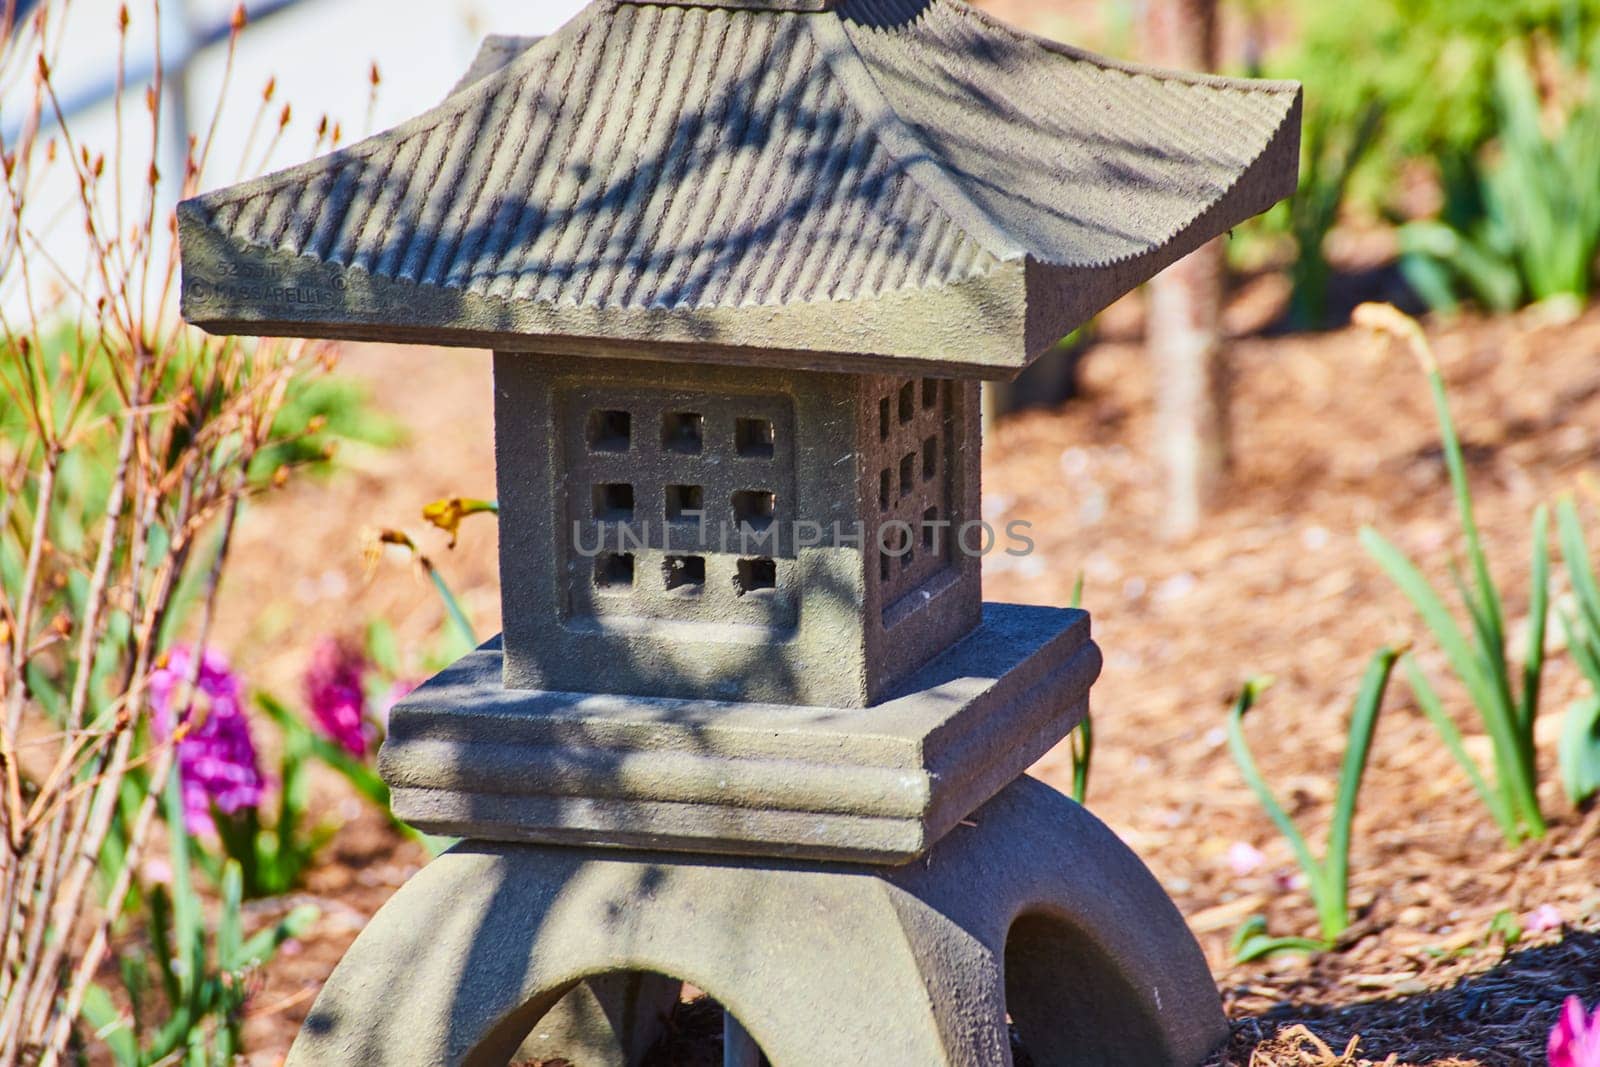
[179,0,1300,378]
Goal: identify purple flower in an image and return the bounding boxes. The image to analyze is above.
[303,637,372,756]
[150,646,264,836]
[1550,997,1600,1067]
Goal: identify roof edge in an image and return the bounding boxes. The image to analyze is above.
[178,203,1034,379]
[446,34,545,98]
[806,12,1029,263]
[1030,77,1305,273]
[1022,87,1303,358]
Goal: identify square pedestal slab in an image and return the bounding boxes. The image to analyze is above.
[380,603,1100,864]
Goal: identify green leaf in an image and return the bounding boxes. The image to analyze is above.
[160,772,200,1000]
[257,694,393,811]
[1070,709,1093,806]
[236,904,319,968]
[428,566,477,653]
[1559,696,1600,807]
[81,983,141,1067]
[1404,657,1519,842]
[1226,678,1326,909]
[1557,497,1600,644]
[1230,917,1326,963]
[218,861,244,972]
[1324,647,1401,939]
[1363,525,1542,837]
[1362,528,1495,712]
[1561,609,1600,691]
[1487,908,1523,947]
[1521,505,1551,737]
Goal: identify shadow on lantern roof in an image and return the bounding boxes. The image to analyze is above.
[177,0,1301,374]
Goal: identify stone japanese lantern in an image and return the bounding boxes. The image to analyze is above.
[180,1,1299,1063]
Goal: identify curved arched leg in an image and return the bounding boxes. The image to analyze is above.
[889,777,1229,1067]
[288,776,1224,1067]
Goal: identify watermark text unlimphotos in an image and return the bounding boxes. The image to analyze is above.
[572,518,1035,559]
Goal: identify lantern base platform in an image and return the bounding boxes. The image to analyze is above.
[287,775,1226,1067]
[379,603,1100,865]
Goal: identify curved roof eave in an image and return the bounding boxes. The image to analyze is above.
[178,205,1034,378]
[175,0,1302,374]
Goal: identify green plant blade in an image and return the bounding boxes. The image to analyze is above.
[1520,505,1550,737]
[429,565,477,653]
[236,904,320,968]
[1230,913,1328,964]
[256,694,393,811]
[1324,646,1401,938]
[1559,696,1600,807]
[1562,609,1600,691]
[1362,526,1541,836]
[1404,657,1518,841]
[80,983,141,1067]
[1226,678,1326,908]
[1071,710,1093,806]
[1558,497,1600,645]
[1361,527,1495,712]
[218,861,244,972]
[160,771,200,1000]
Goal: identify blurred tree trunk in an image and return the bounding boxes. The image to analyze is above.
[1142,0,1228,540]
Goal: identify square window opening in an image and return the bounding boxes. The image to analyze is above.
[885,524,912,571]
[898,382,915,424]
[732,489,776,530]
[736,417,775,458]
[595,552,635,591]
[592,483,635,521]
[587,409,631,453]
[663,555,706,592]
[878,397,891,441]
[666,484,704,523]
[735,557,777,595]
[899,453,915,497]
[922,436,938,481]
[662,411,704,454]
[922,378,939,409]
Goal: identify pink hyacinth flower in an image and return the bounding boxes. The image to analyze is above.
[1550,997,1600,1067]
[150,646,264,836]
[303,637,372,756]
[1226,841,1267,877]
[1525,904,1564,934]
[376,677,419,734]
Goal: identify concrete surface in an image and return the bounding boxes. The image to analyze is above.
[289,775,1228,1066]
[381,603,1100,863]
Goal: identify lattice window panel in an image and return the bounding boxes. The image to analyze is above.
[870,376,956,619]
[558,385,797,632]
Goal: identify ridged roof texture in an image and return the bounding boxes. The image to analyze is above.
[178,0,1301,376]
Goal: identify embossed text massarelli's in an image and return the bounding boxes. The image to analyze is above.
[186,280,344,307]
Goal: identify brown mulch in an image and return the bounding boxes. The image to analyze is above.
[208,287,1600,1064]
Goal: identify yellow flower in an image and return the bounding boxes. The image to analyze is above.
[421,497,498,549]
